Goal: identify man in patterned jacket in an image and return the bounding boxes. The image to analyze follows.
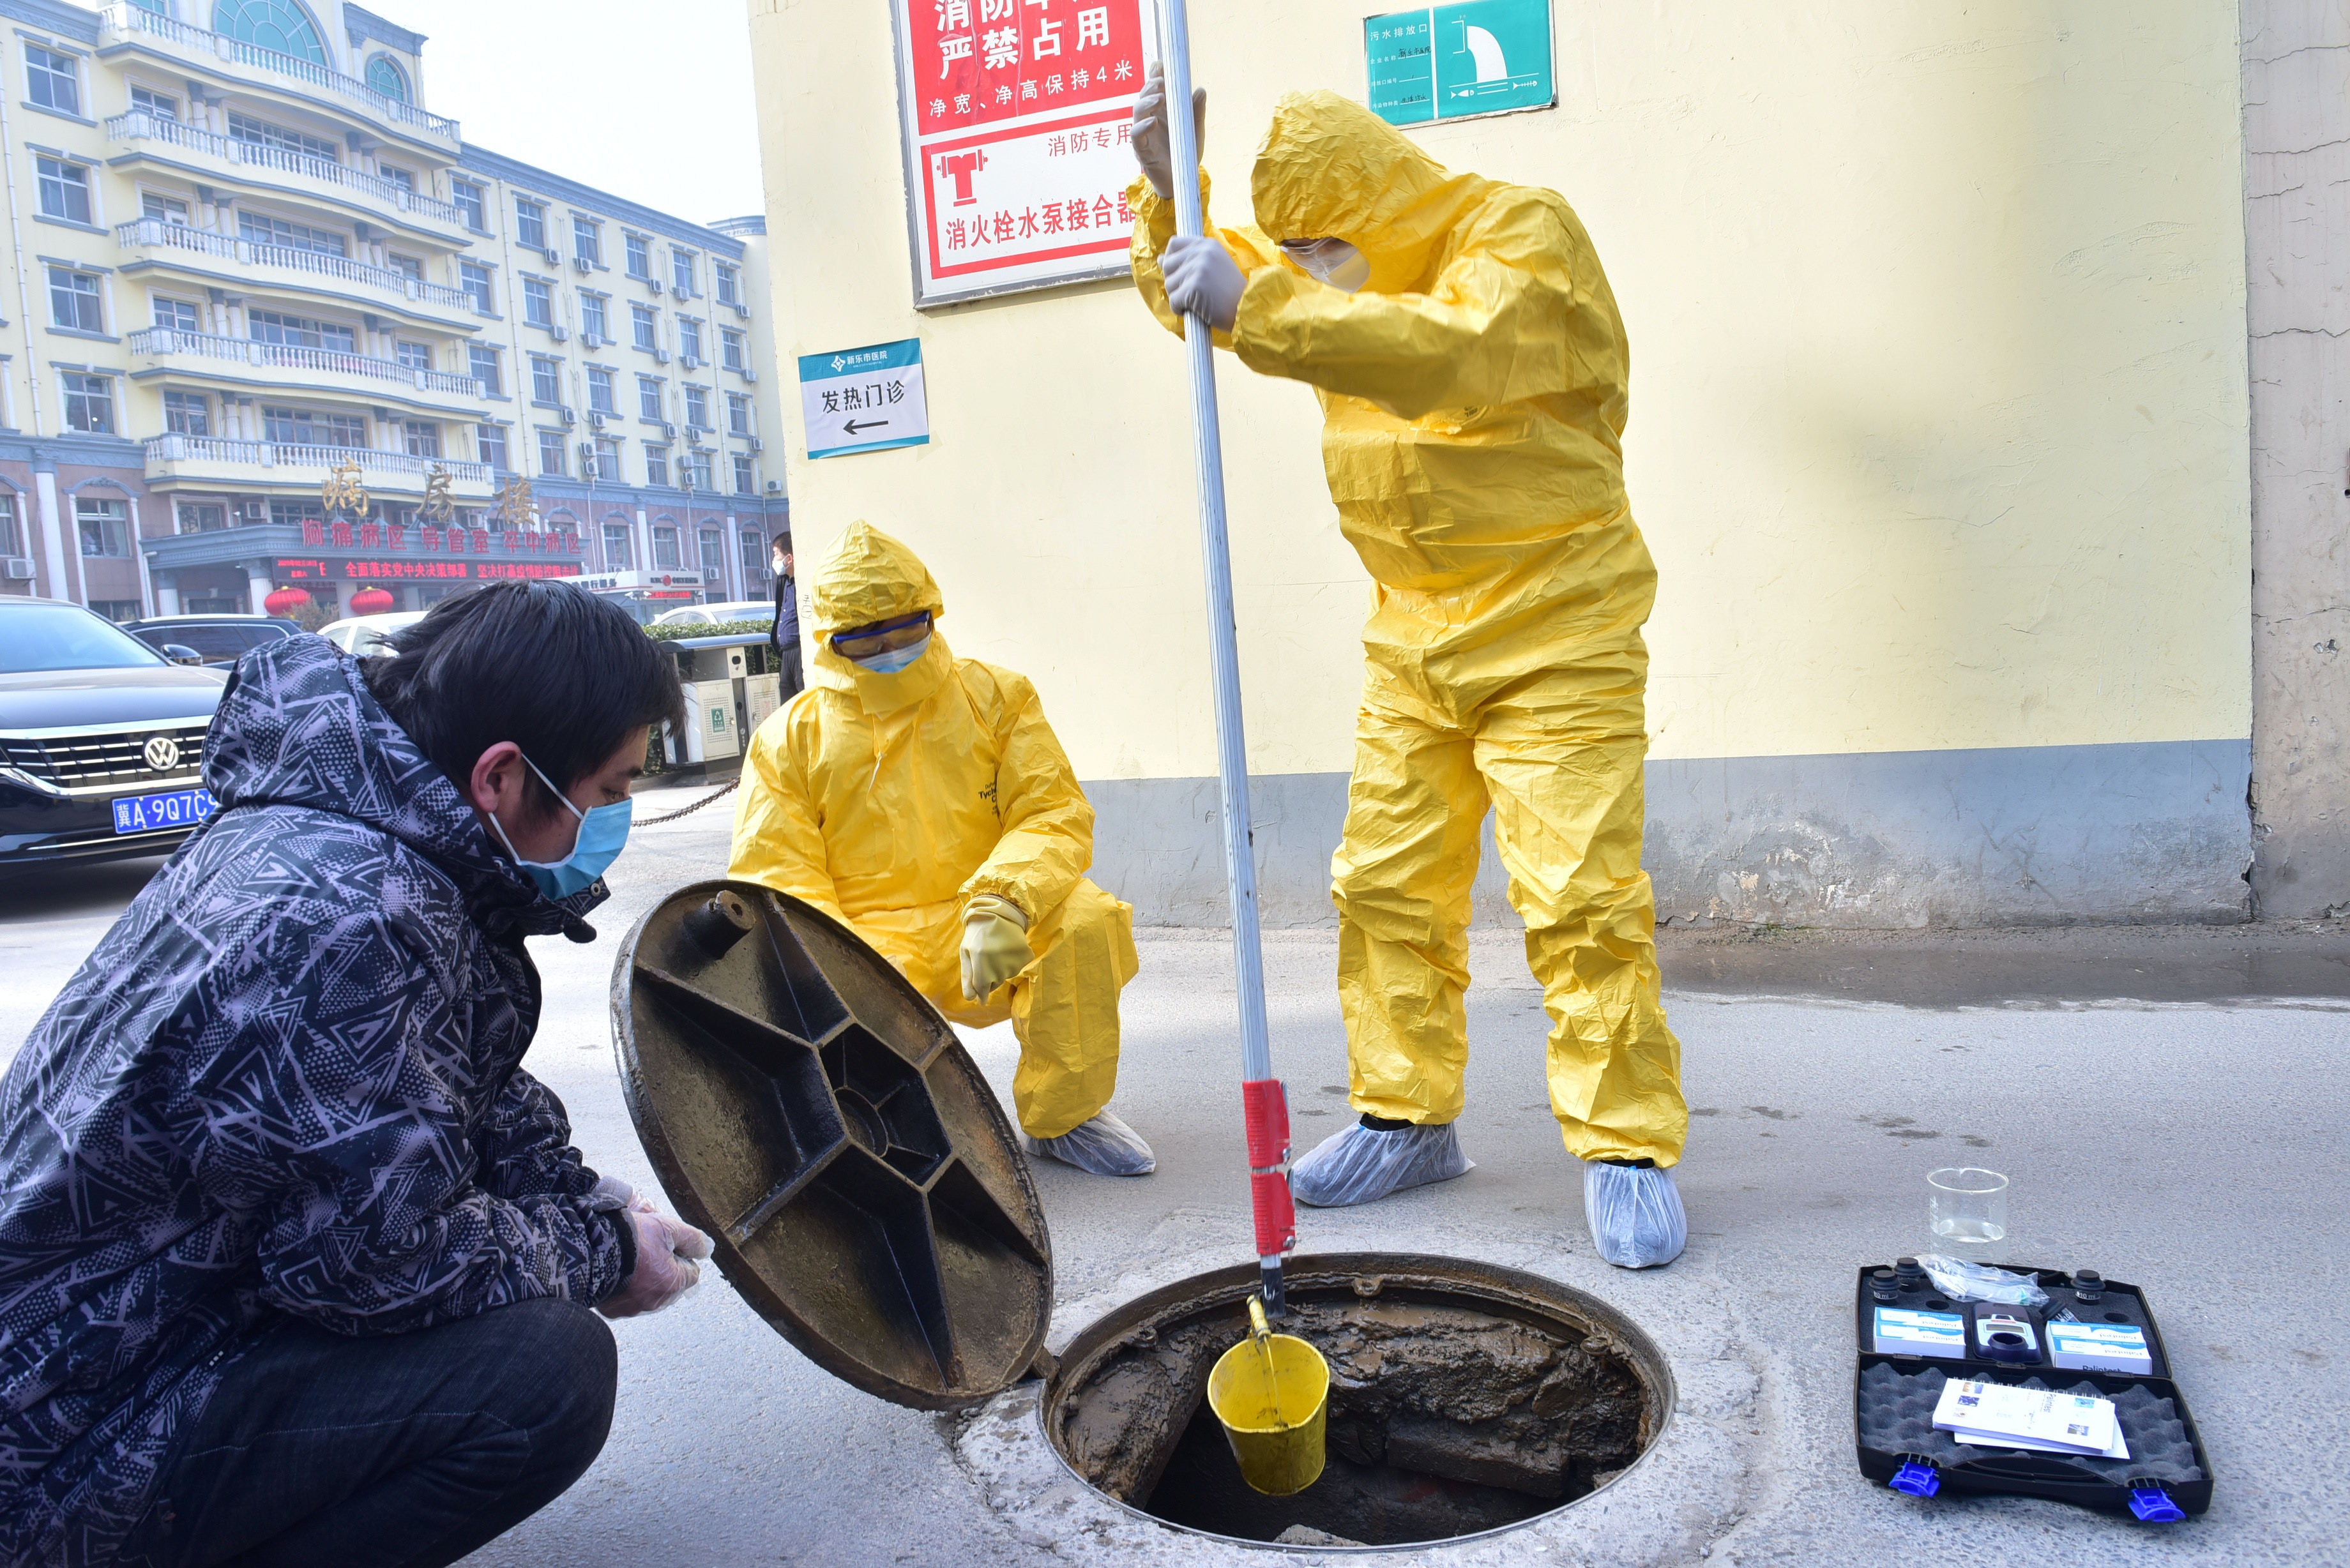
[0,583,704,1568]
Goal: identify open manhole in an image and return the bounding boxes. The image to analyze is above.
[1045,1254,1672,1549]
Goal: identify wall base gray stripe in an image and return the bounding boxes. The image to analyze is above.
[1082,739,2253,930]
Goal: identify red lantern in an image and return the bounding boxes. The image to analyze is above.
[262,586,311,616]
[349,587,395,615]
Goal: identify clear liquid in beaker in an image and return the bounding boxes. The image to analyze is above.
[1927,1167,2008,1251]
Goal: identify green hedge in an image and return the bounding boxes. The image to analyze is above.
[642,619,772,642]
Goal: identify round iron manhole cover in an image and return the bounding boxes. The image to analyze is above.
[610,880,1054,1409]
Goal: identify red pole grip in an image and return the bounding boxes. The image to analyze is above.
[1250,1170,1296,1256]
[1242,1078,1290,1170]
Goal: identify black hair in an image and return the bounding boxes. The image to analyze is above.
[771,532,791,552]
[363,581,685,821]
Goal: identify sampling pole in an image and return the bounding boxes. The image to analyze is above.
[1158,0,1295,1315]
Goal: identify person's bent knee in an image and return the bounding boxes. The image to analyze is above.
[487,1298,618,1476]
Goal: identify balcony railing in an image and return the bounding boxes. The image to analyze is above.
[145,435,494,488]
[100,6,460,144]
[115,218,478,313]
[105,110,464,226]
[130,327,484,398]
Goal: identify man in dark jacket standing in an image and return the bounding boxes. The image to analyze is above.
[0,584,706,1568]
[770,532,803,700]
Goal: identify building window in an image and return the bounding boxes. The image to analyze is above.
[176,502,226,534]
[685,451,715,492]
[586,366,617,415]
[631,303,658,351]
[164,389,209,435]
[522,277,554,328]
[75,497,129,557]
[377,164,414,193]
[460,260,494,313]
[644,446,670,487]
[671,248,696,296]
[264,406,366,446]
[537,430,567,477]
[722,328,747,372]
[24,43,79,116]
[529,355,563,405]
[698,526,724,576]
[572,215,602,266]
[48,268,102,333]
[515,198,547,250]
[625,233,651,279]
[227,111,338,162]
[580,292,609,343]
[395,341,432,372]
[589,435,621,479]
[403,421,441,458]
[388,252,423,281]
[61,372,113,433]
[739,527,768,589]
[0,495,17,557]
[365,55,409,102]
[214,1,330,66]
[727,391,753,437]
[153,296,202,332]
[267,499,312,529]
[451,177,486,230]
[682,386,710,430]
[715,262,739,306]
[469,343,502,395]
[248,310,356,352]
[637,376,665,421]
[89,599,143,623]
[239,212,345,255]
[35,157,92,224]
[678,318,704,363]
[141,192,189,223]
[476,423,509,469]
[733,453,756,495]
[602,520,632,568]
[130,86,179,121]
[651,524,681,570]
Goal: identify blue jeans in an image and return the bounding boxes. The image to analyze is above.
[119,1299,616,1568]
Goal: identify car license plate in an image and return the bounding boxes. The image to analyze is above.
[112,787,217,834]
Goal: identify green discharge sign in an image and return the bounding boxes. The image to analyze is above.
[1365,0,1554,126]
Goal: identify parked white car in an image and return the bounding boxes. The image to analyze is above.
[317,612,429,658]
[650,600,777,628]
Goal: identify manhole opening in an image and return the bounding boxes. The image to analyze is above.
[1045,1254,1671,1549]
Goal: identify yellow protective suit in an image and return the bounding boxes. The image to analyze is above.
[727,523,1139,1140]
[1130,91,1685,1166]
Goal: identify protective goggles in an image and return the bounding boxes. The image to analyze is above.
[830,610,934,661]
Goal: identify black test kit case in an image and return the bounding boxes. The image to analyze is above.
[1851,1263,2214,1520]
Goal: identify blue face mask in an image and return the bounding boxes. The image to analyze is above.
[487,751,631,900]
[852,633,931,675]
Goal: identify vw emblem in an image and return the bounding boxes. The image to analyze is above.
[142,735,181,771]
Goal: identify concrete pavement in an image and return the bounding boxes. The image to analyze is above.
[4,796,2345,1566]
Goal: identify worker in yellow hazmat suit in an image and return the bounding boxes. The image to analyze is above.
[728,522,1151,1176]
[1128,75,1687,1265]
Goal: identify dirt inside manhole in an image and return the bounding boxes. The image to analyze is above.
[1045,1254,1671,1549]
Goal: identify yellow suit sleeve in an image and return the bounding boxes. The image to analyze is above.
[1229,190,1585,421]
[1126,173,1285,351]
[727,715,850,926]
[959,668,1093,921]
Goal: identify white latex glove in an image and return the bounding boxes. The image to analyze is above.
[960,893,1034,1002]
[1131,61,1206,200]
[1164,234,1245,331]
[598,1205,713,1319]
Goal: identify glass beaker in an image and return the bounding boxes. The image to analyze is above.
[1927,1167,2008,1249]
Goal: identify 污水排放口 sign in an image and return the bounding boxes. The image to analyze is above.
[800,340,932,460]
[1366,0,1553,127]
[890,0,1161,307]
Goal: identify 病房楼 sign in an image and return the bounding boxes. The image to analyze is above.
[801,340,932,460]
[890,0,1160,307]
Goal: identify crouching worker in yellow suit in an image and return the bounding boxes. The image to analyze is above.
[728,522,1151,1175]
[1126,77,1687,1264]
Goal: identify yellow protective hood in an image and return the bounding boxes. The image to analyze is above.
[806,522,951,709]
[1250,91,1491,292]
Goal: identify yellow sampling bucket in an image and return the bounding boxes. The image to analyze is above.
[1207,1295,1330,1496]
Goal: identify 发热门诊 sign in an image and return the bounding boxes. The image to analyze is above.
[800,340,932,460]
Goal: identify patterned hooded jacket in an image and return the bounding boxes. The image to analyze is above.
[0,635,633,1567]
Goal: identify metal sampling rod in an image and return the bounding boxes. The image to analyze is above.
[1158,0,1295,1315]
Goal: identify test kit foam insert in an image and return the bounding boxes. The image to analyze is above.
[1852,1264,2213,1520]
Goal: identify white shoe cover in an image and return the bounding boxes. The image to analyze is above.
[1289,1119,1474,1208]
[1582,1161,1687,1268]
[1024,1108,1156,1176]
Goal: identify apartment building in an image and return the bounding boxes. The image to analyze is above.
[0,0,789,621]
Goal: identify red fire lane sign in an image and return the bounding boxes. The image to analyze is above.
[892,0,1160,306]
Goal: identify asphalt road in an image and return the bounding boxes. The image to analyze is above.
[4,799,2345,1567]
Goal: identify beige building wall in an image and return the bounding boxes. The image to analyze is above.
[750,0,2258,927]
